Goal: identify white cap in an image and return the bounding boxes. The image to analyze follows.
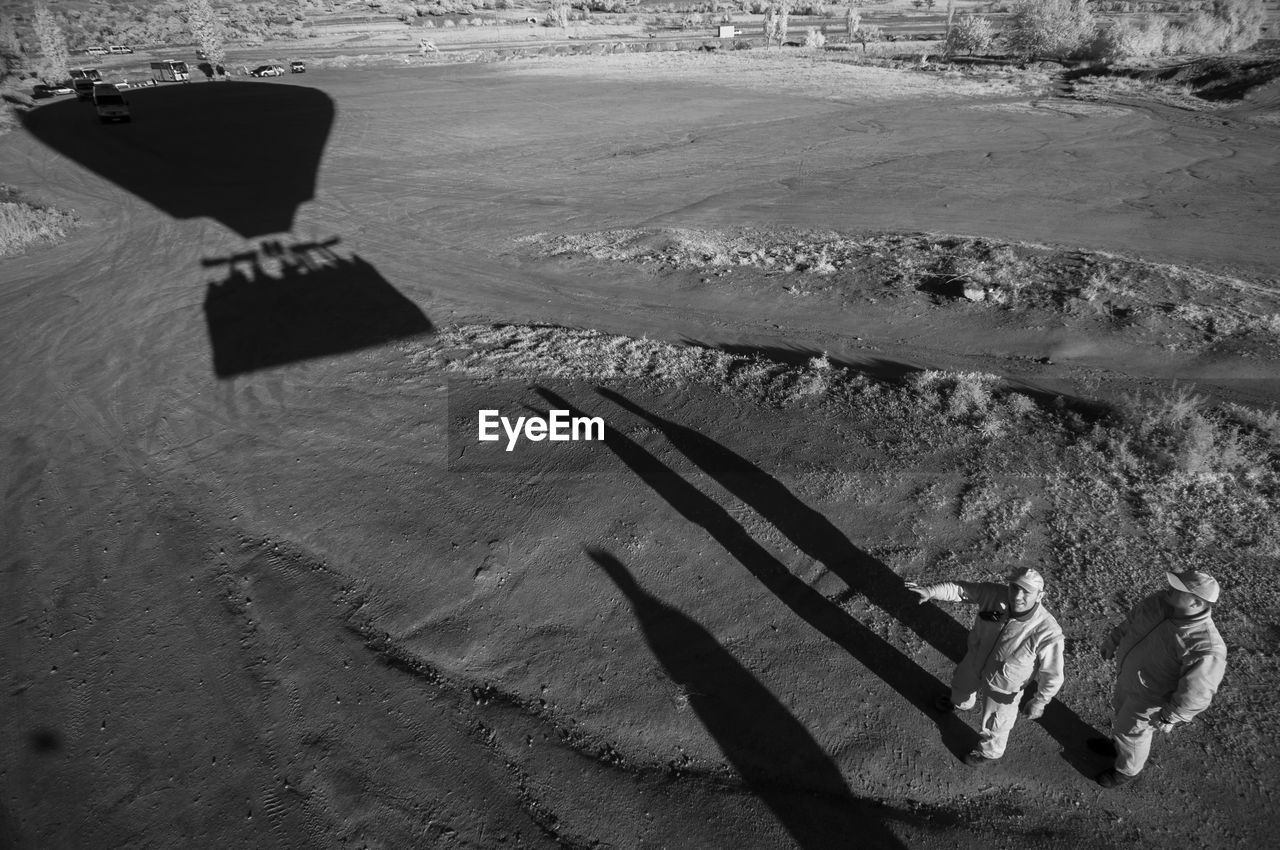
[1167,570,1220,604]
[1007,567,1045,593]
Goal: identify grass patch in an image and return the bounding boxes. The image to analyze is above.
[531,227,1280,350]
[1071,74,1232,111]
[0,186,79,257]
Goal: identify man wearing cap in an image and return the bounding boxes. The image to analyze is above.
[1090,570,1227,788]
[906,567,1065,766]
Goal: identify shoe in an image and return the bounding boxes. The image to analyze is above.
[963,750,1000,767]
[933,695,956,713]
[1087,737,1118,758]
[1096,768,1135,788]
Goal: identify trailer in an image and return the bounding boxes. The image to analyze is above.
[150,60,190,82]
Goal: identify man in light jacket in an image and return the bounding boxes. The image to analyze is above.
[1090,570,1227,788]
[906,567,1065,766]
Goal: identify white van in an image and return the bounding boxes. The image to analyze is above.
[93,84,131,123]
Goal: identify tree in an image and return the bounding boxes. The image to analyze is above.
[1208,0,1263,51]
[945,13,994,55]
[1004,0,1096,61]
[777,1,790,44]
[547,0,570,28]
[764,6,779,44]
[845,7,859,40]
[854,22,882,51]
[32,2,71,82]
[186,0,227,75]
[0,13,23,79]
[1162,0,1262,54]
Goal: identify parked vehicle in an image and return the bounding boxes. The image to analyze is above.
[73,78,98,101]
[196,49,207,60]
[85,46,109,56]
[93,84,131,123]
[32,82,74,98]
[290,60,306,73]
[108,45,133,54]
[69,68,103,81]
[150,60,190,82]
[249,65,284,77]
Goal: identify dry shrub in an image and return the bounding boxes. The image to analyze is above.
[0,189,77,256]
[1111,385,1261,477]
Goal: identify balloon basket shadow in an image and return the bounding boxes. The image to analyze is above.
[203,238,433,378]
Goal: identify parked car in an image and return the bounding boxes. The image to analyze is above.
[249,65,284,78]
[93,84,131,123]
[195,49,207,60]
[32,82,74,98]
[73,78,98,101]
[290,60,306,73]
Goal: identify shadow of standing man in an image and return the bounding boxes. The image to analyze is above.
[588,547,907,850]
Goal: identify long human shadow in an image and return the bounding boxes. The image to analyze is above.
[20,81,331,238]
[594,387,1108,780]
[588,548,908,850]
[203,238,432,377]
[534,388,975,760]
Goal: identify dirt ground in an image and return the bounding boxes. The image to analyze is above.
[3,52,1279,848]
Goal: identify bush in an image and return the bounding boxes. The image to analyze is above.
[1005,0,1097,60]
[1093,14,1168,59]
[0,187,77,257]
[945,13,994,56]
[1150,0,1261,54]
[804,25,826,48]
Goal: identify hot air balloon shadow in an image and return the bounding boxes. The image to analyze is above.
[202,238,433,378]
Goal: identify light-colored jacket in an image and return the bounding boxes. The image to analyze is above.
[1101,592,1227,723]
[926,581,1065,707]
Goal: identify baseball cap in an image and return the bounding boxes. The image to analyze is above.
[1007,567,1045,593]
[1167,570,1220,604]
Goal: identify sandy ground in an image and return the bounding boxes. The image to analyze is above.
[3,53,1280,847]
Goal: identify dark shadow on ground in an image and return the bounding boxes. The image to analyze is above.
[28,728,61,753]
[203,238,432,377]
[691,339,926,385]
[535,388,976,761]
[588,548,908,850]
[682,338,1116,422]
[20,81,331,238]
[591,387,1109,780]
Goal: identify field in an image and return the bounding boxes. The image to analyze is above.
[2,36,1280,849]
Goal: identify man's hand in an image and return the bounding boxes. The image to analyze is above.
[904,582,931,605]
[1152,712,1178,734]
[1021,702,1045,720]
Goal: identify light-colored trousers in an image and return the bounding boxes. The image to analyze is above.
[952,673,1021,759]
[1111,684,1164,776]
